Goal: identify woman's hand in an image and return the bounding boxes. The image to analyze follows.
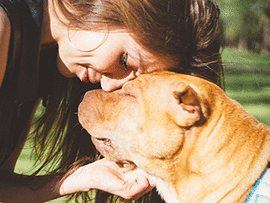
[59,158,155,200]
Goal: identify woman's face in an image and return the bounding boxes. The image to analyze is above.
[57,30,174,91]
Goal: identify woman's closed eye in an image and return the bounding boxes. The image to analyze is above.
[78,63,91,69]
[120,52,129,71]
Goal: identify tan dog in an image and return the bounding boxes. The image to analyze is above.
[78,71,270,203]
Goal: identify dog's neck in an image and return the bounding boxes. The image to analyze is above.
[130,105,270,203]
[169,101,270,202]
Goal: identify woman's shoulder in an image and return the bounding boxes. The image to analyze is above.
[0,0,44,102]
[0,7,11,45]
[0,6,11,87]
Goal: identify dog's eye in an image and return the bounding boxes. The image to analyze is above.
[97,138,111,143]
[121,93,136,101]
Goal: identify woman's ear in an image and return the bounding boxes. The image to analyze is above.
[168,83,202,127]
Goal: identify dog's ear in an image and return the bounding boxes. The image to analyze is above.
[168,83,202,127]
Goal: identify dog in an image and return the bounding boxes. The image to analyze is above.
[78,71,270,203]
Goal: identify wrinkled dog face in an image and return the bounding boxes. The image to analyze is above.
[78,71,212,176]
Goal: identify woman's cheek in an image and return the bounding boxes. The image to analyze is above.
[57,56,76,78]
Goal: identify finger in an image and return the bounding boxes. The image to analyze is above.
[136,173,156,188]
[121,175,155,200]
[134,174,156,195]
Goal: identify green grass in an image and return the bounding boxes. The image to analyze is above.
[222,48,270,127]
[224,72,270,126]
[14,48,270,202]
[221,48,270,71]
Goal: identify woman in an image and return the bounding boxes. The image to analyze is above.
[0,0,223,202]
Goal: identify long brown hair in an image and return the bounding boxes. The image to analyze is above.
[32,0,224,202]
[54,0,224,87]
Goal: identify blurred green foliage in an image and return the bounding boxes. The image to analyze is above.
[218,0,270,54]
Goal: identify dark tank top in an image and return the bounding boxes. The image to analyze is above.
[0,0,56,165]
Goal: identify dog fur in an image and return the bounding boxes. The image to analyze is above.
[78,71,270,203]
